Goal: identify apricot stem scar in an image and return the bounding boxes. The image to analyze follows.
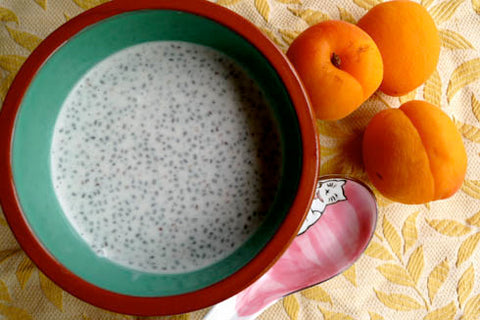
[331,52,341,68]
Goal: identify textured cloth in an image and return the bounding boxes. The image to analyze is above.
[0,0,479,319]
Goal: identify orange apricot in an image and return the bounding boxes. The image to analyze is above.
[357,0,440,96]
[287,20,383,120]
[362,100,467,204]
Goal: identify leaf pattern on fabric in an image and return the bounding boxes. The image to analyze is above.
[0,280,10,302]
[456,232,480,267]
[368,311,384,320]
[15,256,35,289]
[422,0,436,8]
[423,301,456,320]
[473,0,480,14]
[377,264,415,287]
[0,7,18,23]
[217,0,243,5]
[274,0,302,4]
[383,217,403,261]
[282,295,300,320]
[423,70,442,106]
[34,0,47,10]
[461,180,480,199]
[407,246,424,285]
[447,58,480,102]
[301,286,332,304]
[353,0,382,10]
[429,0,465,24]
[439,29,475,49]
[0,55,26,73]
[5,26,42,52]
[426,219,472,236]
[455,119,480,143]
[255,0,271,22]
[39,272,63,311]
[259,27,285,49]
[471,94,480,122]
[0,249,20,264]
[402,212,419,254]
[337,7,357,23]
[457,264,474,308]
[73,0,109,10]
[318,307,355,320]
[463,294,480,319]
[278,29,301,46]
[427,258,449,303]
[374,290,423,311]
[287,8,330,25]
[466,210,480,227]
[365,241,395,261]
[342,264,357,287]
[0,72,16,101]
[0,302,33,320]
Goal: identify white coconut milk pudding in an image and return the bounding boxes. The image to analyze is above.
[50,41,282,273]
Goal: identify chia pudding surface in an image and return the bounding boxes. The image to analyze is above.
[50,41,282,273]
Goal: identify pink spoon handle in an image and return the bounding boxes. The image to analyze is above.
[204,176,377,320]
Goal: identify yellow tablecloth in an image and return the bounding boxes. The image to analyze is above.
[1,0,479,319]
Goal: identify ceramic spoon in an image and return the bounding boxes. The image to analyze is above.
[204,176,377,320]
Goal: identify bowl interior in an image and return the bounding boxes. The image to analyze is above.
[11,10,303,296]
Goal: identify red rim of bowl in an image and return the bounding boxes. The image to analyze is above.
[0,0,319,315]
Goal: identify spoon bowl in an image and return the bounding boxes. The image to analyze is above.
[205,176,377,320]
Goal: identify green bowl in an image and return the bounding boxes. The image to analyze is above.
[0,0,318,315]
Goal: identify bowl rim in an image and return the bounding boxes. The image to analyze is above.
[0,0,319,315]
